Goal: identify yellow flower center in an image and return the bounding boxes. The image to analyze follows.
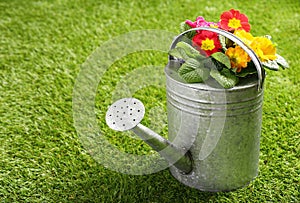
[228,18,241,29]
[201,38,215,50]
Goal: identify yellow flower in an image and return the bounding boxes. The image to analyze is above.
[234,30,254,46]
[225,46,251,72]
[250,37,277,62]
[234,30,277,62]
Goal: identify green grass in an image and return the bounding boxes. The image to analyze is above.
[0,0,299,202]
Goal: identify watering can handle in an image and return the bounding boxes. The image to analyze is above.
[168,27,265,91]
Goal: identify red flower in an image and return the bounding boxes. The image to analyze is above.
[192,31,222,56]
[220,9,250,32]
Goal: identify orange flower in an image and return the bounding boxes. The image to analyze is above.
[220,9,250,32]
[234,30,277,62]
[225,46,251,72]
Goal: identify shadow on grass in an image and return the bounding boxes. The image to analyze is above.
[70,167,219,202]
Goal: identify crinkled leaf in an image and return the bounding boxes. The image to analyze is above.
[210,68,239,89]
[262,54,289,70]
[236,62,257,77]
[275,54,289,69]
[180,21,188,33]
[203,57,224,71]
[218,35,227,51]
[262,60,279,70]
[203,57,216,69]
[218,36,234,50]
[185,58,202,69]
[195,67,210,81]
[168,47,190,61]
[178,64,203,83]
[176,41,205,59]
[169,41,205,61]
[180,21,196,39]
[211,52,231,69]
[178,58,209,83]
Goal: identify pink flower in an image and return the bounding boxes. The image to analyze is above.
[186,16,220,32]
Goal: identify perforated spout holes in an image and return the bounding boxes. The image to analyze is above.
[105,98,145,131]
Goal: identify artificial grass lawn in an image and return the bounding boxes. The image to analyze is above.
[0,0,299,202]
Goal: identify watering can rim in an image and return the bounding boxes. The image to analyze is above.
[165,65,261,93]
[167,27,265,91]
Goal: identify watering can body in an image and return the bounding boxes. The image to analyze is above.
[165,63,263,191]
[106,27,265,192]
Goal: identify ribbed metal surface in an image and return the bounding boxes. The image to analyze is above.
[166,63,263,191]
[165,27,265,191]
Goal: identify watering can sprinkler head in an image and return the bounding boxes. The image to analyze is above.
[106,98,145,132]
[105,98,193,174]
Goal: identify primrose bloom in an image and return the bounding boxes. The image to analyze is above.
[225,46,251,72]
[250,37,277,62]
[234,30,254,46]
[192,30,222,56]
[186,16,220,31]
[220,9,250,32]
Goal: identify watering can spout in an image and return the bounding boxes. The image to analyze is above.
[105,98,193,174]
[132,124,193,174]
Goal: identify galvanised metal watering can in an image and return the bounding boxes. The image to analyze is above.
[105,27,265,192]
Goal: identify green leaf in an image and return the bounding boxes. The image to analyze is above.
[262,54,289,70]
[195,67,210,81]
[210,68,239,88]
[211,52,231,69]
[169,41,205,61]
[180,21,192,33]
[185,58,202,69]
[236,62,257,77]
[176,41,205,59]
[178,64,203,83]
[178,58,209,83]
[203,57,224,71]
[218,35,227,51]
[275,54,289,69]
[262,60,279,70]
[168,47,190,61]
[180,21,196,39]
